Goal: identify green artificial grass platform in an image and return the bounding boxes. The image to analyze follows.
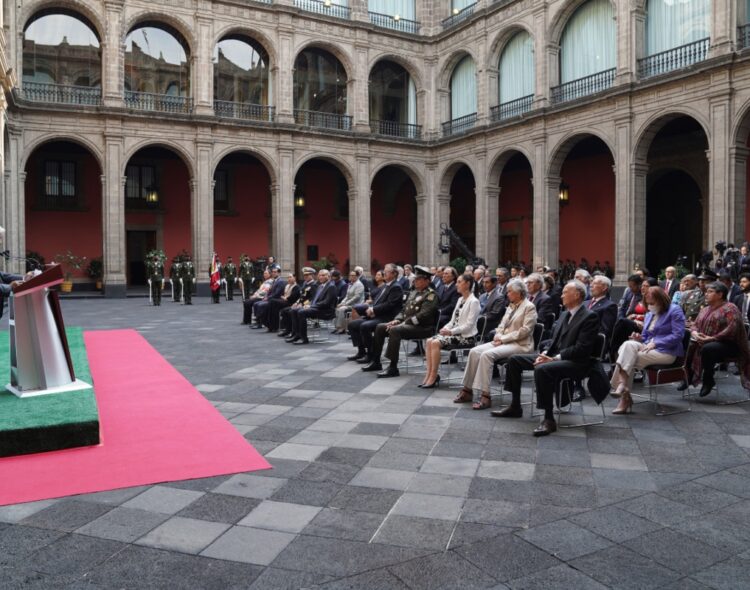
[0,328,100,457]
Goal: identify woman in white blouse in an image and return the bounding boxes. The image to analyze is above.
[420,273,480,388]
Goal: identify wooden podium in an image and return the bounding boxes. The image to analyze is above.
[7,264,91,398]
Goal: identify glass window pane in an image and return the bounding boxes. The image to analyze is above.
[213,38,269,105]
[45,161,59,197]
[125,26,190,96]
[60,162,75,196]
[126,165,140,199]
[293,48,347,114]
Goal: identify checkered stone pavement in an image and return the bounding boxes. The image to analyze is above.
[2,298,750,589]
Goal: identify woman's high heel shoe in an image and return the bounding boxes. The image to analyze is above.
[422,375,441,389]
[612,392,633,415]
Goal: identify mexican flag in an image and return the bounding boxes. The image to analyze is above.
[210,253,220,292]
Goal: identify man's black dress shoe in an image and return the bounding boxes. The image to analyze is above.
[356,356,372,364]
[377,366,400,378]
[533,419,557,437]
[278,331,289,338]
[491,405,523,418]
[250,324,262,330]
[699,380,715,397]
[347,352,365,361]
[572,385,586,403]
[285,336,299,343]
[362,362,382,372]
[293,338,310,345]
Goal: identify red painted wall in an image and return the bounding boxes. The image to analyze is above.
[25,148,102,278]
[371,175,416,267]
[499,165,533,265]
[295,163,349,268]
[559,152,615,265]
[450,167,476,255]
[214,159,271,259]
[124,158,192,257]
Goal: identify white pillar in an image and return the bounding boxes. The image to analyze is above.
[730,146,749,243]
[707,94,733,247]
[102,134,126,296]
[710,0,735,56]
[613,117,634,285]
[276,28,295,124]
[273,148,295,271]
[6,129,24,274]
[192,141,213,291]
[102,0,125,107]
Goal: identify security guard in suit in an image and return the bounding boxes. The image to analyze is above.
[223,256,238,300]
[364,266,439,377]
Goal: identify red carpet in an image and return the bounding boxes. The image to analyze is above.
[0,329,270,506]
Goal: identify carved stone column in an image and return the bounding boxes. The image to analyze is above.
[730,146,749,242]
[192,15,214,115]
[273,149,295,271]
[103,0,125,107]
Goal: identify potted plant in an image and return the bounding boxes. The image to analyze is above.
[87,256,103,290]
[54,250,88,292]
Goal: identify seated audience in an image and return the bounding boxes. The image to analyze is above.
[493,280,599,437]
[286,269,338,345]
[265,273,301,332]
[476,276,506,341]
[436,267,460,328]
[732,272,750,327]
[671,276,690,306]
[526,273,557,323]
[278,268,317,338]
[610,286,685,413]
[680,282,750,397]
[609,274,645,362]
[453,278,537,410]
[242,269,272,325]
[681,273,707,322]
[333,270,365,334]
[251,265,284,329]
[661,266,679,299]
[420,273,480,388]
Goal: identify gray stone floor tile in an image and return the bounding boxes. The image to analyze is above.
[592,468,658,491]
[19,499,112,533]
[569,506,663,542]
[590,452,648,471]
[536,448,592,467]
[468,477,535,504]
[136,516,230,554]
[694,471,750,499]
[162,475,232,493]
[659,481,743,512]
[672,513,750,553]
[297,460,360,485]
[329,486,402,514]
[391,492,464,521]
[478,460,535,481]
[372,515,455,550]
[568,545,682,589]
[247,567,333,590]
[75,507,169,543]
[349,467,416,491]
[350,422,400,437]
[0,525,66,563]
[534,465,594,487]
[201,526,296,565]
[367,450,428,472]
[317,568,412,589]
[447,521,515,549]
[302,508,383,541]
[507,564,609,590]
[421,455,480,477]
[24,533,126,576]
[407,472,473,497]
[623,528,729,574]
[0,500,59,524]
[213,474,287,499]
[76,486,150,506]
[266,442,328,462]
[122,486,205,515]
[238,501,321,533]
[334,433,389,451]
[618,492,705,526]
[316,447,375,467]
[534,482,598,508]
[691,556,750,590]
[270,479,343,506]
[390,551,500,590]
[455,533,561,582]
[517,520,613,561]
[461,499,531,528]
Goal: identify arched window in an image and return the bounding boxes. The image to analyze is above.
[293,48,347,115]
[369,61,417,136]
[559,0,615,83]
[498,31,534,105]
[125,24,190,97]
[23,11,101,88]
[646,0,710,54]
[213,36,270,106]
[450,56,476,120]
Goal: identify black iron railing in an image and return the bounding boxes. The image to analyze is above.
[551,68,616,104]
[124,91,193,113]
[294,109,352,130]
[368,11,420,34]
[441,3,476,29]
[20,81,101,105]
[294,0,351,19]
[492,0,517,7]
[490,94,533,121]
[214,100,275,122]
[442,112,477,136]
[371,120,422,139]
[637,38,710,79]
[740,24,750,50]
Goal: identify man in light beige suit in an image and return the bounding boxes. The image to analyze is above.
[453,278,538,410]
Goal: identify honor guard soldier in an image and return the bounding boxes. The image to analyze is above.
[224,256,238,301]
[364,266,439,377]
[181,255,196,305]
[239,254,253,299]
[210,254,222,304]
[169,256,182,302]
[146,254,164,306]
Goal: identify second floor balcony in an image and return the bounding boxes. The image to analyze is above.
[370,120,421,139]
[214,100,275,122]
[637,38,710,79]
[294,109,352,131]
[124,91,193,114]
[551,68,616,105]
[442,3,476,30]
[295,0,351,20]
[442,112,477,137]
[491,94,533,122]
[19,81,101,106]
[368,11,420,34]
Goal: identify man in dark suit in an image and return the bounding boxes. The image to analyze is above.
[526,273,557,324]
[492,280,600,436]
[278,268,318,337]
[719,270,741,303]
[0,270,25,319]
[347,263,403,363]
[733,272,750,327]
[251,264,284,329]
[661,266,679,300]
[476,276,505,341]
[437,267,459,328]
[609,274,643,361]
[287,269,338,344]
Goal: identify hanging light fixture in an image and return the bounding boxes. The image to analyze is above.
[394,14,400,21]
[453,7,460,15]
[558,182,570,205]
[145,185,159,203]
[294,192,305,208]
[324,0,331,6]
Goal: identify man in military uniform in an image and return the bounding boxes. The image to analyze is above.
[278,268,317,338]
[363,266,439,378]
[682,272,708,322]
[239,254,253,300]
[210,255,222,304]
[147,254,164,306]
[181,254,196,305]
[169,256,182,302]
[223,256,237,301]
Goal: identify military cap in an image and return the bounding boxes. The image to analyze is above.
[302,267,316,275]
[414,265,433,279]
[269,263,281,271]
[697,270,718,281]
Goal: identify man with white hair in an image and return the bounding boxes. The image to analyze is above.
[661,266,679,299]
[574,268,592,300]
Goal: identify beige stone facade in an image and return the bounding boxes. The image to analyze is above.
[4,0,750,292]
